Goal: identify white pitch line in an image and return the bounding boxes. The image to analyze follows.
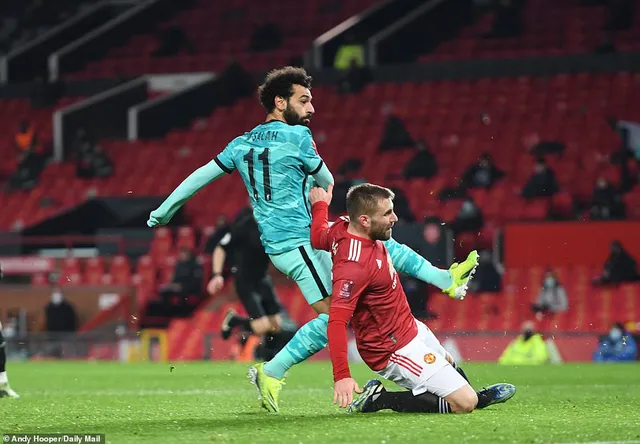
[21,388,329,397]
[554,441,640,444]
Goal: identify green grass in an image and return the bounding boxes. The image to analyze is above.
[2,361,640,444]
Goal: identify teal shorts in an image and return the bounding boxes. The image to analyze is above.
[269,243,332,305]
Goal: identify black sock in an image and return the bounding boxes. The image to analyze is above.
[476,388,494,409]
[364,390,452,413]
[0,329,6,373]
[229,315,253,332]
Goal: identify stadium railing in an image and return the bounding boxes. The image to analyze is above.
[367,0,462,66]
[53,77,148,161]
[127,73,216,141]
[48,0,176,82]
[307,0,423,69]
[0,1,131,83]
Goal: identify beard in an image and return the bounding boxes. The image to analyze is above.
[283,103,311,126]
[370,221,393,241]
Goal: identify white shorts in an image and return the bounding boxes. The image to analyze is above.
[377,320,468,398]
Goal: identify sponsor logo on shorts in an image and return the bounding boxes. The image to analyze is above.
[339,280,354,298]
[424,353,436,364]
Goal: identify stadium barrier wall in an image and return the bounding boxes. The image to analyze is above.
[310,52,640,86]
[53,77,148,161]
[368,0,470,66]
[0,1,130,83]
[0,285,134,327]
[308,0,421,69]
[48,0,184,81]
[128,73,216,140]
[504,221,640,268]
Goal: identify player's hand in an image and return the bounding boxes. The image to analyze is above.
[333,377,361,408]
[309,183,334,206]
[147,214,160,227]
[207,275,225,295]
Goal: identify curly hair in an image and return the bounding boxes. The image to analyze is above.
[257,66,313,112]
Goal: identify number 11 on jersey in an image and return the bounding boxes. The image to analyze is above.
[243,148,272,201]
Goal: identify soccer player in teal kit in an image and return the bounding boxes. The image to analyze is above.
[147,67,479,413]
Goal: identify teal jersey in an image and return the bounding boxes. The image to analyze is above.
[215,121,325,255]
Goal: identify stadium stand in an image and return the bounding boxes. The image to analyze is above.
[64,0,374,79]
[420,0,640,61]
[1,0,640,362]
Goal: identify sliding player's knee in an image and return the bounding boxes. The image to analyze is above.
[446,386,478,413]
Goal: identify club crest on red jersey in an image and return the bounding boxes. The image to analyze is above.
[339,280,354,298]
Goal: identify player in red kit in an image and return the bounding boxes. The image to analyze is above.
[309,183,515,414]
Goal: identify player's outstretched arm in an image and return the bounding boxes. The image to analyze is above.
[309,185,333,251]
[328,294,361,408]
[147,159,228,227]
[328,267,367,407]
[384,238,453,291]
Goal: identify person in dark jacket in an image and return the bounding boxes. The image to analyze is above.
[461,153,504,189]
[469,251,502,293]
[590,177,625,220]
[521,158,559,199]
[593,241,638,285]
[159,247,204,305]
[403,140,438,179]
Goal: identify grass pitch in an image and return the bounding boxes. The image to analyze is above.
[2,361,639,443]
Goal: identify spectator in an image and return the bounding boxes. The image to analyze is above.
[521,158,559,199]
[451,197,483,235]
[499,321,549,365]
[333,32,365,70]
[379,115,415,151]
[152,26,195,57]
[531,270,569,319]
[14,119,37,159]
[44,287,77,333]
[337,58,371,94]
[460,153,504,189]
[590,177,625,220]
[469,250,502,293]
[593,322,638,362]
[159,247,203,305]
[403,140,438,179]
[593,241,639,285]
[218,59,254,99]
[7,119,45,191]
[249,19,282,52]
[44,286,77,358]
[74,128,113,179]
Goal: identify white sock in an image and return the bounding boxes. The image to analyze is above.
[0,371,8,384]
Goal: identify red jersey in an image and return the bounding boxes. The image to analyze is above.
[310,201,418,382]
